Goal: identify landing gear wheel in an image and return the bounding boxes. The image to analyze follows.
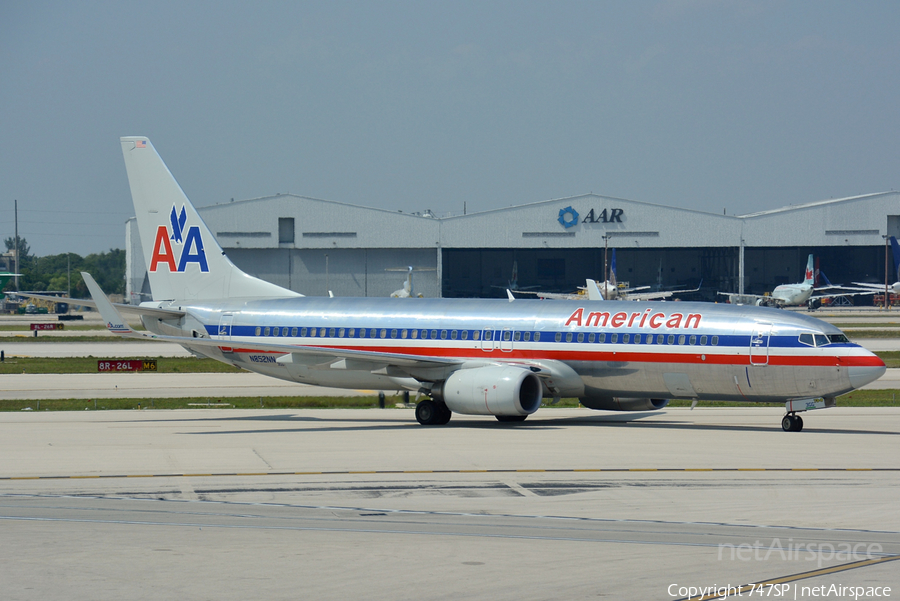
[782,414,803,432]
[415,400,439,425]
[496,415,527,423]
[435,401,452,425]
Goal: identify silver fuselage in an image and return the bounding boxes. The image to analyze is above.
[144,297,884,404]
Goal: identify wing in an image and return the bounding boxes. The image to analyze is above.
[81,272,459,373]
[810,288,879,300]
[16,291,185,319]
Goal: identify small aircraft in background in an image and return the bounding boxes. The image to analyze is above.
[491,261,540,293]
[853,236,900,297]
[720,254,875,309]
[387,266,435,298]
[517,250,700,301]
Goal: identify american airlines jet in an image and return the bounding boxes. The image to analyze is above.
[74,137,886,432]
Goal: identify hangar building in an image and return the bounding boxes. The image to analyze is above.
[126,191,900,303]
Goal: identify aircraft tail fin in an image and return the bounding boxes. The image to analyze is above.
[803,254,814,286]
[586,279,604,301]
[890,236,900,282]
[120,137,300,301]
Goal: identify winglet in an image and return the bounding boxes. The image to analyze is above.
[586,279,604,301]
[507,289,515,302]
[81,272,137,336]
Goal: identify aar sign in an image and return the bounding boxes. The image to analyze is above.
[557,206,624,229]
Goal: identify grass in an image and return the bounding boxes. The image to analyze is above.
[830,323,900,329]
[5,352,898,374]
[3,391,898,412]
[0,356,243,374]
[4,395,403,412]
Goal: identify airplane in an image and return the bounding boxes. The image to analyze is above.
[720,254,874,309]
[853,235,900,297]
[0,272,21,291]
[53,136,888,433]
[518,250,701,301]
[387,266,435,298]
[491,261,540,293]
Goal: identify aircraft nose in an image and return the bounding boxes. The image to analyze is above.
[848,361,886,389]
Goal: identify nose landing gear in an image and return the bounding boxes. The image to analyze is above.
[781,414,804,432]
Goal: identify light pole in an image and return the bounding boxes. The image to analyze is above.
[884,235,890,311]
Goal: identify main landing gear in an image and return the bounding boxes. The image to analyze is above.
[781,414,804,432]
[415,399,452,425]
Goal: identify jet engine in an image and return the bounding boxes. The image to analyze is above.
[579,397,669,411]
[438,366,543,416]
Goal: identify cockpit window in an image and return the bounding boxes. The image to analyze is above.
[814,334,829,347]
[827,334,850,344]
[799,333,814,346]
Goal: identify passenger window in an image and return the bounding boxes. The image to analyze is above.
[598,333,606,343]
[461,330,469,340]
[273,327,279,336]
[411,329,418,339]
[588,333,595,343]
[799,333,814,346]
[401,329,407,339]
[451,330,458,340]
[700,335,707,345]
[474,331,481,340]
[611,333,618,343]
[555,332,562,342]
[622,334,630,344]
[431,330,438,339]
[329,328,336,337]
[667,335,675,344]
[565,332,573,342]
[678,335,685,345]
[391,329,397,339]
[291,327,298,337]
[264,327,270,336]
[441,330,448,339]
[524,331,531,341]
[380,329,387,339]
[814,334,829,347]
[255,327,261,336]
[646,334,654,344]
[711,336,719,346]
[657,334,664,344]
[514,331,521,342]
[689,335,696,345]
[283,328,290,336]
[348,329,355,338]
[577,332,584,343]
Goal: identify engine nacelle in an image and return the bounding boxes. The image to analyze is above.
[579,397,669,411]
[439,366,543,416]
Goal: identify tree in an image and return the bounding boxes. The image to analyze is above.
[4,236,31,265]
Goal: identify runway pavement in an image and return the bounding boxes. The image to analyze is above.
[0,407,897,600]
[0,372,389,400]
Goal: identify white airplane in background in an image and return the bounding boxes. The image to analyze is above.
[43,137,887,433]
[720,254,874,309]
[387,266,435,298]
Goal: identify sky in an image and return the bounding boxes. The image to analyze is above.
[2,1,899,257]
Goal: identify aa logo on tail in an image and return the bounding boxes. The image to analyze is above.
[149,205,209,272]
